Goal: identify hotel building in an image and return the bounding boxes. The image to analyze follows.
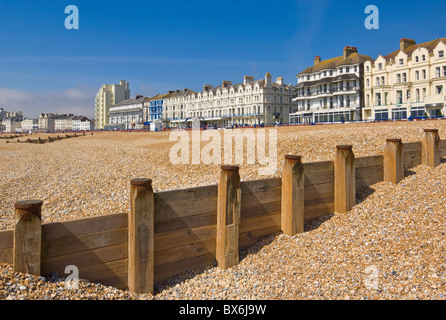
[94,80,130,130]
[160,73,295,128]
[107,95,146,130]
[363,38,446,121]
[290,46,373,124]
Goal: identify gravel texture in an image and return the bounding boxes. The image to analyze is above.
[1,120,446,300]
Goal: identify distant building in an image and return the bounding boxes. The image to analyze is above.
[107,96,146,130]
[54,114,75,131]
[1,119,22,133]
[143,94,166,125]
[94,80,130,130]
[72,116,93,131]
[21,119,39,132]
[38,113,59,132]
[291,46,373,124]
[363,37,446,121]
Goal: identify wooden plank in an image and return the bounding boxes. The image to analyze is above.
[403,142,422,153]
[304,183,334,201]
[304,202,335,222]
[42,213,128,241]
[302,161,334,174]
[41,243,128,275]
[77,259,128,283]
[154,185,218,206]
[439,140,446,158]
[403,151,422,169]
[304,192,334,207]
[154,198,218,223]
[240,213,281,234]
[356,165,383,180]
[154,239,216,267]
[96,273,128,290]
[356,174,384,192]
[0,248,13,264]
[355,156,384,168]
[155,225,216,252]
[239,226,280,250]
[42,228,128,259]
[240,201,281,220]
[240,178,281,194]
[0,229,13,250]
[155,212,216,235]
[304,170,334,186]
[241,188,281,209]
[154,253,216,284]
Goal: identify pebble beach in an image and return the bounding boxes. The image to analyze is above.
[1,120,446,300]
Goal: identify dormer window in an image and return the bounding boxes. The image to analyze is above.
[378,63,383,70]
[415,56,419,63]
[422,55,426,61]
[399,59,404,65]
[440,50,445,58]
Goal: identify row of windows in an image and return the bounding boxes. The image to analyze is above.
[366,86,444,106]
[368,51,445,71]
[366,66,446,87]
[299,66,359,83]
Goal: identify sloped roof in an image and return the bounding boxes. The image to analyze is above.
[298,52,373,76]
[384,38,446,61]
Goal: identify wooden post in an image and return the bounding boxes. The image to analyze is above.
[422,129,441,168]
[334,145,355,213]
[128,178,154,294]
[13,200,42,275]
[384,139,404,184]
[217,166,241,269]
[281,155,305,236]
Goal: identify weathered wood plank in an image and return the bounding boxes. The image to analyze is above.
[440,140,446,158]
[240,201,281,220]
[155,212,216,235]
[41,243,128,275]
[0,248,13,264]
[356,165,383,180]
[355,156,384,168]
[154,253,216,284]
[239,213,281,234]
[96,273,128,290]
[154,239,216,267]
[356,174,384,192]
[403,142,422,153]
[77,259,128,284]
[42,213,128,241]
[239,226,280,250]
[0,229,13,250]
[304,170,334,186]
[154,185,218,206]
[241,188,281,209]
[240,178,281,194]
[304,202,335,222]
[42,228,128,259]
[302,161,334,174]
[154,198,218,223]
[304,183,334,201]
[154,225,216,252]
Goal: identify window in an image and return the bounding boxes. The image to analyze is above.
[381,76,385,85]
[440,50,444,58]
[415,71,420,80]
[376,78,380,86]
[403,73,407,82]
[444,66,446,77]
[397,90,403,104]
[366,66,370,72]
[437,86,443,95]
[378,63,383,70]
[339,68,343,74]
[366,79,370,87]
[422,55,426,61]
[416,56,419,63]
[416,89,420,102]
[346,67,350,73]
[399,59,404,65]
[422,69,427,79]
[375,93,382,106]
[397,74,402,83]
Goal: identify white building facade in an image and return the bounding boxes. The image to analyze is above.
[21,119,39,132]
[161,73,296,128]
[291,47,372,124]
[363,38,446,121]
[108,96,145,130]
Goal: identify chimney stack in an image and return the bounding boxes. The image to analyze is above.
[243,76,254,86]
[203,84,213,92]
[265,73,272,87]
[400,38,416,51]
[276,77,284,85]
[222,80,232,88]
[314,56,321,65]
[343,46,358,59]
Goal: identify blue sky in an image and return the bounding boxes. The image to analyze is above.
[0,0,445,119]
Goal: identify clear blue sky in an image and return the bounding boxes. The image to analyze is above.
[0,0,445,118]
